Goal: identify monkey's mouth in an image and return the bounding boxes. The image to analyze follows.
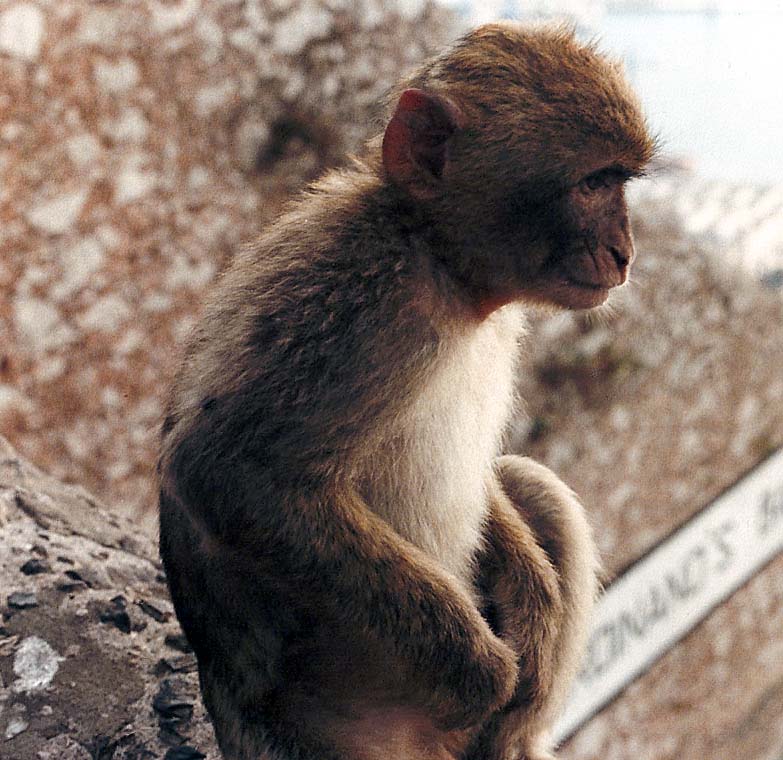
[556,276,612,309]
[556,246,630,305]
[563,248,629,289]
[563,273,613,291]
[551,259,623,308]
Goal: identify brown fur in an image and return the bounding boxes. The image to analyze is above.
[159,22,652,760]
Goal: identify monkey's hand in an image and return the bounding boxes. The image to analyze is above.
[494,456,600,603]
[418,590,521,730]
[332,494,521,729]
[478,473,565,712]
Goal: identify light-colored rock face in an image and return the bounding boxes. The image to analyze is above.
[0,3,44,61]
[0,0,457,515]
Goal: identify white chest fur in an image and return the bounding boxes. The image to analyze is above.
[359,305,524,586]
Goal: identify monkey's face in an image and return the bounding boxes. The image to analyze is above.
[422,148,644,314]
[517,166,638,311]
[382,24,655,315]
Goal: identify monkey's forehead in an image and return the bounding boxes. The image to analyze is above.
[435,23,622,94]
[419,23,656,172]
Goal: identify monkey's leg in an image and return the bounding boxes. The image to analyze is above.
[469,456,600,760]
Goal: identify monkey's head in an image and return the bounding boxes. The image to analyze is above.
[381,23,657,313]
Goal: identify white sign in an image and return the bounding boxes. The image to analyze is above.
[554,448,783,742]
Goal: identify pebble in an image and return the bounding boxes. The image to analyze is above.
[57,580,87,593]
[12,636,64,693]
[154,678,195,747]
[154,654,198,675]
[761,268,783,289]
[20,558,50,575]
[136,599,169,623]
[64,569,93,588]
[164,632,192,653]
[4,716,29,739]
[153,680,195,722]
[8,591,39,609]
[159,723,188,747]
[98,595,131,634]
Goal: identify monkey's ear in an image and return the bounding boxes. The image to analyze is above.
[382,88,463,195]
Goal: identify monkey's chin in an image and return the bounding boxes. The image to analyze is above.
[552,279,612,310]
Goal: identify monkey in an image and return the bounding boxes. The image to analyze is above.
[158,22,654,760]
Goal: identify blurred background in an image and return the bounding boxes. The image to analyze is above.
[1,1,782,758]
[450,0,783,182]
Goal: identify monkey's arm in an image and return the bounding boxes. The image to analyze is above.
[470,456,600,760]
[280,484,520,727]
[476,474,564,711]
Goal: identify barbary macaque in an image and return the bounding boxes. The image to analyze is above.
[158,22,654,760]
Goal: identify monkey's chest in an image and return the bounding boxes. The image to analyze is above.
[358,312,521,586]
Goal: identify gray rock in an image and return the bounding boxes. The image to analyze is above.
[0,436,220,759]
[7,592,38,610]
[19,558,49,576]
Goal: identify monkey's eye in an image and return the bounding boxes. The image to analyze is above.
[583,172,607,190]
[579,167,634,193]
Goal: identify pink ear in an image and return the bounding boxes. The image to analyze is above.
[382,88,463,194]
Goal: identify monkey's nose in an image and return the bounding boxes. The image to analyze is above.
[608,246,632,281]
[566,242,631,289]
